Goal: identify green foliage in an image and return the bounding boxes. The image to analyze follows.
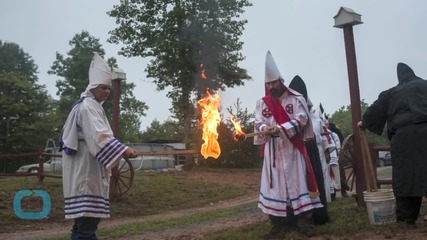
[224,98,261,168]
[0,41,61,167]
[140,118,183,142]
[0,40,38,83]
[192,98,260,168]
[329,100,390,147]
[48,31,148,142]
[139,98,260,168]
[108,0,253,166]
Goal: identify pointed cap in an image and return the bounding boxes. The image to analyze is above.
[87,52,112,90]
[265,51,283,83]
[289,75,307,101]
[397,62,416,83]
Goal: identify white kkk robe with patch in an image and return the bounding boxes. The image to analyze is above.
[310,113,335,203]
[61,92,128,219]
[254,91,323,217]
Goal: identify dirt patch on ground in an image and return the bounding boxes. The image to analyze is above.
[0,168,263,240]
[2,193,264,240]
[2,168,427,240]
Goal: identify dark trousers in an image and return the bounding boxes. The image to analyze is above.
[395,196,422,224]
[305,140,331,224]
[269,207,313,229]
[71,217,101,240]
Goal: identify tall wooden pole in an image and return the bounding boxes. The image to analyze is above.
[110,78,122,201]
[334,7,367,207]
[342,25,367,208]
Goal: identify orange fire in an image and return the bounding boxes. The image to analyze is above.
[198,64,221,159]
[230,114,246,142]
[200,64,207,79]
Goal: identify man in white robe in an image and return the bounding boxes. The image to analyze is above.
[60,53,137,240]
[325,120,342,200]
[311,114,335,203]
[254,51,322,238]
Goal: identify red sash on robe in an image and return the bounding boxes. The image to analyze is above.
[262,95,319,198]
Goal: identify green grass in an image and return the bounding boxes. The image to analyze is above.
[111,170,247,217]
[42,196,417,240]
[2,168,423,239]
[0,169,247,234]
[204,196,417,240]
[40,202,259,240]
[0,177,64,225]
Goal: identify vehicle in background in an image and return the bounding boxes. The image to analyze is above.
[16,158,62,173]
[16,139,62,174]
[16,140,190,173]
[377,151,392,167]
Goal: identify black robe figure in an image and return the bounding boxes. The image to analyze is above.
[363,63,427,225]
[289,75,331,225]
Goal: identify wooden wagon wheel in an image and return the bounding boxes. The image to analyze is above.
[110,157,134,198]
[338,134,356,193]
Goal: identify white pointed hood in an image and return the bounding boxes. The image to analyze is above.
[86,52,112,91]
[265,50,283,83]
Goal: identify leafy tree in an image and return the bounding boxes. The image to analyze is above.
[108,0,252,168]
[328,100,390,147]
[193,98,260,168]
[0,40,38,83]
[225,98,261,168]
[48,31,148,142]
[0,41,61,172]
[140,118,183,142]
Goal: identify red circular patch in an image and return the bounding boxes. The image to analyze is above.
[285,104,294,114]
[262,108,272,118]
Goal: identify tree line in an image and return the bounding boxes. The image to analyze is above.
[0,34,389,173]
[0,0,389,172]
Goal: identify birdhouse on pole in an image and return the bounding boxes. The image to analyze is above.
[333,7,363,28]
[333,6,367,208]
[112,67,127,81]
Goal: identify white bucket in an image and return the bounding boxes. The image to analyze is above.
[363,189,396,225]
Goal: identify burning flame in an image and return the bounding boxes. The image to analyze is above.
[198,64,221,159]
[200,64,207,79]
[230,115,246,142]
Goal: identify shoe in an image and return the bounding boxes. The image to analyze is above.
[397,219,417,228]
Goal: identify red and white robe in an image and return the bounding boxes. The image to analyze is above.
[254,90,323,217]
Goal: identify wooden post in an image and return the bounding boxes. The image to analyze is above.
[110,78,122,201]
[334,7,366,207]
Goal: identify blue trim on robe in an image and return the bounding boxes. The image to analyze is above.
[64,194,110,217]
[96,138,127,168]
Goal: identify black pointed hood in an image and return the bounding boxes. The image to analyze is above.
[289,75,308,101]
[397,62,418,83]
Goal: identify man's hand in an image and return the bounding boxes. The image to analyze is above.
[123,147,137,159]
[269,126,279,135]
[261,126,279,135]
[357,121,364,129]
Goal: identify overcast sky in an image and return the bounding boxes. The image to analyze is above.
[2,0,427,131]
